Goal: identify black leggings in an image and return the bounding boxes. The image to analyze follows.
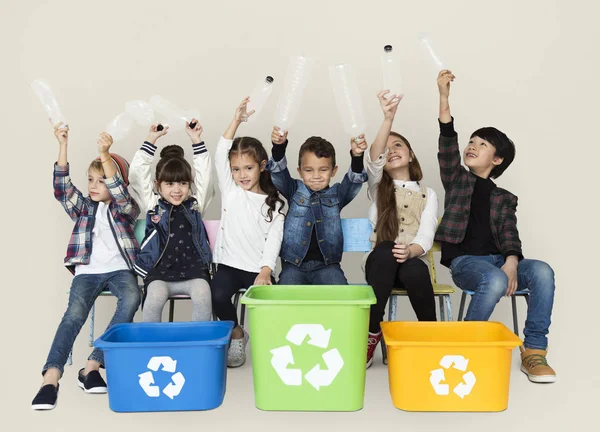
[365,241,437,333]
[211,264,275,325]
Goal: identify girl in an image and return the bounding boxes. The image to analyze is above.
[130,121,215,322]
[32,124,140,410]
[362,92,439,368]
[212,97,285,367]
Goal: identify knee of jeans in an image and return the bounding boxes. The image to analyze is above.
[485,272,509,297]
[532,261,555,285]
[63,298,89,323]
[120,290,141,311]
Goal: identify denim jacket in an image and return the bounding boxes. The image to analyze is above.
[134,197,212,280]
[266,155,367,266]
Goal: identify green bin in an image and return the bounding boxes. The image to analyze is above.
[240,285,376,411]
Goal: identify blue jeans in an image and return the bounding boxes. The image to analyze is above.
[450,255,555,350]
[279,260,348,285]
[43,270,141,376]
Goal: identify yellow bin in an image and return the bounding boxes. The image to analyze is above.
[381,321,522,412]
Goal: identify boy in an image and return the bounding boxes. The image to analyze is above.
[267,127,367,284]
[32,124,141,410]
[435,70,556,383]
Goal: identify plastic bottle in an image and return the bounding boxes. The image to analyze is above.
[31,79,67,128]
[418,33,445,71]
[329,63,366,137]
[149,95,188,131]
[274,55,314,134]
[381,45,403,99]
[105,112,134,142]
[246,76,274,122]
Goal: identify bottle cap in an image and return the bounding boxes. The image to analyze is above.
[384,45,393,52]
[266,76,274,83]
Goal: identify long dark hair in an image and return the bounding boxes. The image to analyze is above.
[375,132,423,244]
[229,137,284,223]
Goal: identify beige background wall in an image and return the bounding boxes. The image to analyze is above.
[2,0,598,430]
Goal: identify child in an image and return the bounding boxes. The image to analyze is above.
[363,91,439,368]
[211,97,285,367]
[435,70,556,383]
[267,125,368,284]
[130,121,215,322]
[32,124,141,410]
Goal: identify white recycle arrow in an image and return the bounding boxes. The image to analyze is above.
[138,371,160,397]
[304,348,344,391]
[270,345,302,386]
[286,324,332,349]
[163,372,186,399]
[439,355,469,371]
[147,356,177,373]
[429,369,449,395]
[453,371,476,399]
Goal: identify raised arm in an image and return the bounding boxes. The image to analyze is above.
[265,126,297,201]
[185,120,214,215]
[129,125,169,214]
[216,97,256,195]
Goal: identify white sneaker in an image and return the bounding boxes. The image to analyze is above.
[228,328,249,368]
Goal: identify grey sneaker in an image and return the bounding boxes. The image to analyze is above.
[228,329,249,368]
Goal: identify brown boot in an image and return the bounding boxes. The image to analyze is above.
[520,348,556,383]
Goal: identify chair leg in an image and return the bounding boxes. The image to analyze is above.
[89,303,95,347]
[511,295,519,336]
[457,292,467,321]
[240,304,246,328]
[168,299,175,322]
[438,296,446,321]
[445,295,453,321]
[524,294,530,306]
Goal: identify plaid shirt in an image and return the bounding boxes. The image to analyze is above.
[54,163,141,274]
[434,121,523,260]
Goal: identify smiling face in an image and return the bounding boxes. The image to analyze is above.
[157,181,190,206]
[88,168,111,203]
[463,135,504,178]
[230,152,265,194]
[384,135,412,173]
[297,151,338,192]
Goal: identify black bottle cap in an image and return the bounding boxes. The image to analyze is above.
[384,45,393,52]
[266,76,274,83]
[156,124,164,131]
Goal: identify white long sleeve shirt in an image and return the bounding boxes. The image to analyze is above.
[364,146,438,256]
[213,136,285,273]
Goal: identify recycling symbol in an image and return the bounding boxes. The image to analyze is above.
[270,324,344,391]
[429,355,476,399]
[138,356,186,399]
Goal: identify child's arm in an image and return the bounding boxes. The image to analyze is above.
[265,126,297,201]
[98,133,140,224]
[129,125,169,214]
[254,203,286,286]
[215,97,255,196]
[336,138,368,209]
[499,194,523,296]
[185,120,215,216]
[436,70,465,190]
[52,123,86,221]
[365,91,402,200]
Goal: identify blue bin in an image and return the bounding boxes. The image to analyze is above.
[94,321,234,412]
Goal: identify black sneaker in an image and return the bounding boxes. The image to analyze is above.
[77,369,107,394]
[31,384,59,410]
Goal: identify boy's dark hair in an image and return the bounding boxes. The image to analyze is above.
[470,127,515,179]
[156,145,193,184]
[298,136,336,168]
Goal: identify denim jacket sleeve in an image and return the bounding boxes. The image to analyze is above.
[266,155,297,202]
[336,165,367,209]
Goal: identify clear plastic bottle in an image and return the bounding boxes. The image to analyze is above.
[274,55,314,134]
[246,76,274,122]
[31,79,67,128]
[329,63,366,137]
[381,45,403,99]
